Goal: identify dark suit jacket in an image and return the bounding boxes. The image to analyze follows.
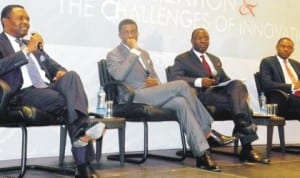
[173,49,230,95]
[0,32,65,94]
[259,55,300,94]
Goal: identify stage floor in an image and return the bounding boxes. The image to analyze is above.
[0,145,299,178]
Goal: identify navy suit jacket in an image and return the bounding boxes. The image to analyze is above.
[0,32,65,94]
[173,49,230,94]
[259,55,300,94]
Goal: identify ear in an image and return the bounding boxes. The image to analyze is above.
[1,18,8,27]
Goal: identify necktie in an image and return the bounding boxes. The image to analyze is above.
[284,60,298,84]
[16,39,47,88]
[200,55,212,77]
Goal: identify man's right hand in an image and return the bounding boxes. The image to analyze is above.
[126,38,138,49]
[26,33,44,53]
[202,77,216,88]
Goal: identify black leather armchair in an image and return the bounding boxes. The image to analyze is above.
[254,72,299,154]
[0,79,74,177]
[97,59,187,164]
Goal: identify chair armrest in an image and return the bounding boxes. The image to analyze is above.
[89,112,104,118]
[265,89,289,116]
[103,81,135,112]
[0,79,12,116]
[265,89,288,103]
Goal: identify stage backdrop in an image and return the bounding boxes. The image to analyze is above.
[0,0,300,161]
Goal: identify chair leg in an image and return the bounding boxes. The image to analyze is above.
[59,125,67,166]
[96,138,103,162]
[0,124,75,178]
[107,121,148,164]
[107,121,186,164]
[0,124,27,178]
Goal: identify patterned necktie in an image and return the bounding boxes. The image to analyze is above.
[200,55,212,77]
[16,39,47,88]
[284,60,298,84]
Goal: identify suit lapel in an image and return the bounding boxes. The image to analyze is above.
[118,44,147,76]
[189,50,209,76]
[273,56,286,83]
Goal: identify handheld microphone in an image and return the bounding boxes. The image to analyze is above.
[31,32,44,51]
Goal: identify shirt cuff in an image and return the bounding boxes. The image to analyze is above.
[194,78,202,87]
[130,48,141,56]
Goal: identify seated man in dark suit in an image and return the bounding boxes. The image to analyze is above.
[106,19,236,172]
[0,4,105,178]
[172,28,268,164]
[260,37,300,119]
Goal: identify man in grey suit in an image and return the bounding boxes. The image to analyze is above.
[171,28,269,164]
[106,19,236,172]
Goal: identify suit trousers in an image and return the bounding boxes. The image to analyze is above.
[200,80,258,145]
[134,80,213,157]
[15,71,93,165]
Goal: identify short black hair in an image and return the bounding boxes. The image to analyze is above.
[1,4,24,27]
[191,28,207,39]
[118,18,138,33]
[277,37,293,46]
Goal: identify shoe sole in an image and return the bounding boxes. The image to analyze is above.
[86,122,105,140]
[73,122,105,148]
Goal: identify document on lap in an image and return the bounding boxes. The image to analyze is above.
[211,79,246,88]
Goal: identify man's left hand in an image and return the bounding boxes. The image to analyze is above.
[145,77,159,87]
[53,70,66,81]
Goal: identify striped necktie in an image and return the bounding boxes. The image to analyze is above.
[16,39,47,88]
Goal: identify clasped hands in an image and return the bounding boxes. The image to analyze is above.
[145,77,159,87]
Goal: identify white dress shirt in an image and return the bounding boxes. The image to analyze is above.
[6,33,48,88]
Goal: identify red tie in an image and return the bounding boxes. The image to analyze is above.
[200,55,212,77]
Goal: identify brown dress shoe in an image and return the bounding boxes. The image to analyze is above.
[196,151,221,172]
[75,164,99,178]
[239,149,270,164]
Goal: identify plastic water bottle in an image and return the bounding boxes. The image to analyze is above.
[96,86,107,117]
[259,92,267,114]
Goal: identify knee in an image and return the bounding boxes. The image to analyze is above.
[230,80,247,90]
[174,80,190,90]
[64,70,79,78]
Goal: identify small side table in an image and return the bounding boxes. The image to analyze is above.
[92,117,126,166]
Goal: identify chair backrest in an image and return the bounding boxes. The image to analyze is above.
[254,72,263,98]
[97,60,119,103]
[165,66,175,82]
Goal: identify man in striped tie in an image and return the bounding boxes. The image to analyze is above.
[260,37,300,120]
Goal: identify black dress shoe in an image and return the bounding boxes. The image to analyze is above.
[75,164,99,178]
[239,149,270,164]
[233,124,257,138]
[207,130,236,147]
[196,151,221,172]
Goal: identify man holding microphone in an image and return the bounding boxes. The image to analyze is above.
[0,4,104,178]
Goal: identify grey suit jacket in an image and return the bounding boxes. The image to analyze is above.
[259,55,300,94]
[106,43,159,88]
